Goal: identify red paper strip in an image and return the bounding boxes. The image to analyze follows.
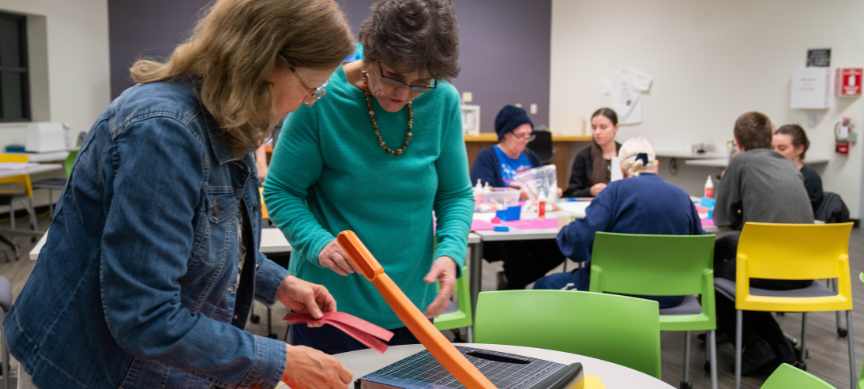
[322,318,389,353]
[284,312,394,353]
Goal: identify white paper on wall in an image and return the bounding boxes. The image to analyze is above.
[609,67,654,125]
[790,67,830,110]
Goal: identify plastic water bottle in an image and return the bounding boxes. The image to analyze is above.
[703,176,714,199]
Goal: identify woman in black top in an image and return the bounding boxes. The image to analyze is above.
[772,124,823,211]
[563,107,622,197]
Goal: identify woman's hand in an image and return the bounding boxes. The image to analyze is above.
[318,240,356,276]
[424,257,457,317]
[282,345,352,389]
[589,183,607,197]
[276,276,337,320]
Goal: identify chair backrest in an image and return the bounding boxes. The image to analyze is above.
[736,222,854,312]
[474,290,661,378]
[739,222,851,283]
[0,153,33,198]
[590,232,716,297]
[64,149,79,178]
[761,363,834,389]
[526,129,553,165]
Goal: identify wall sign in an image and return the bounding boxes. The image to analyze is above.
[806,48,831,67]
[837,68,863,97]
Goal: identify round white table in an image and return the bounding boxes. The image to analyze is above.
[278,343,673,388]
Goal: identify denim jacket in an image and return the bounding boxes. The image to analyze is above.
[4,80,289,389]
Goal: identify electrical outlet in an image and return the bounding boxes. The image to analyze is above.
[529,103,538,114]
[462,91,473,103]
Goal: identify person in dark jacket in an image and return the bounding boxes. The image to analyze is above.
[535,137,704,309]
[772,124,823,212]
[470,105,565,289]
[563,107,622,197]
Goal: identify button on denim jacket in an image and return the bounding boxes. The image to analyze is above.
[4,80,289,389]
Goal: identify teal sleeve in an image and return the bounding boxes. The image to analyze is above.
[263,108,333,268]
[432,88,474,268]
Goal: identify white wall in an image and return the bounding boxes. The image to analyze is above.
[1,0,110,139]
[551,0,864,218]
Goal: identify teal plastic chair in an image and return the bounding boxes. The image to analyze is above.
[474,290,661,378]
[434,266,472,338]
[762,363,834,389]
[589,232,717,389]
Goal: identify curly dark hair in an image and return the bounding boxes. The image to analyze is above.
[734,111,773,150]
[359,0,459,80]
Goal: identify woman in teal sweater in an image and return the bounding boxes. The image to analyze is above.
[263,0,473,354]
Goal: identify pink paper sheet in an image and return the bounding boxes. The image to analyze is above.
[285,312,395,353]
[471,218,559,231]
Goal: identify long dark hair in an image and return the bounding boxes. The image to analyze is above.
[591,107,618,126]
[775,124,810,160]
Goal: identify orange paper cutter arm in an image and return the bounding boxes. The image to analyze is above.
[337,231,495,389]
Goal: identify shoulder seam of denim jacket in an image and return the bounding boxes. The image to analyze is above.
[111,109,203,140]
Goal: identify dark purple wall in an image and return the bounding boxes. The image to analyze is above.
[109,0,551,132]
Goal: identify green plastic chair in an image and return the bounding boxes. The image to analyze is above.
[64,148,79,177]
[589,232,717,389]
[474,289,661,378]
[33,148,80,217]
[858,273,864,389]
[762,363,835,389]
[434,266,472,337]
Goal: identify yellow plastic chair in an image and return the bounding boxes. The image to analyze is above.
[714,222,855,389]
[0,154,38,232]
[258,187,270,220]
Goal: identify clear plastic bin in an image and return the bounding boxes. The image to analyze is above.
[474,188,521,212]
[513,165,559,203]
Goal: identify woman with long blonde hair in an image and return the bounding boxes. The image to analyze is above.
[5,1,355,388]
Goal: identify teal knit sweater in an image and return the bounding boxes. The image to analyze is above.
[263,67,474,328]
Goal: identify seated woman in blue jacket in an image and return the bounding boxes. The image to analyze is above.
[470,105,564,289]
[534,137,704,308]
[471,104,541,188]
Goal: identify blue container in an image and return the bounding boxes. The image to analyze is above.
[495,205,522,221]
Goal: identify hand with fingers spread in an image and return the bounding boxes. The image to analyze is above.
[318,239,356,276]
[423,257,458,317]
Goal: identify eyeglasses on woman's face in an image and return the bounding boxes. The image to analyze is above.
[279,53,328,106]
[510,130,535,142]
[376,62,437,94]
[290,66,328,106]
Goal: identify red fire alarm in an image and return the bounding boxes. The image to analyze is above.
[837,68,863,97]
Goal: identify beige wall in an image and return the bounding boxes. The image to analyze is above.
[1,0,110,139]
[551,0,864,217]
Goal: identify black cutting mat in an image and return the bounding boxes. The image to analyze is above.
[357,346,579,389]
